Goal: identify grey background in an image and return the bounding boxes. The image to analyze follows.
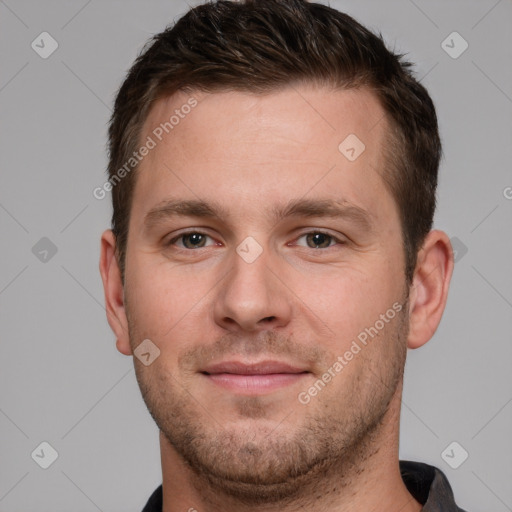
[1,0,511,510]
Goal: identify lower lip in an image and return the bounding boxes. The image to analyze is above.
[204,373,308,393]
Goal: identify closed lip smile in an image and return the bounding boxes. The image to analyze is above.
[201,360,310,394]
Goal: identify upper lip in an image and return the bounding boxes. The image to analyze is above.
[202,360,309,375]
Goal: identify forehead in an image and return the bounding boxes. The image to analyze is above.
[131,85,397,232]
[144,85,386,155]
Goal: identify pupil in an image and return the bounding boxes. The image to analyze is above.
[187,233,204,248]
[309,233,329,248]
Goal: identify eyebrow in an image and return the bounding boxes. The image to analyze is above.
[143,197,374,232]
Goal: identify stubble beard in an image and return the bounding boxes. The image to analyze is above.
[129,300,409,505]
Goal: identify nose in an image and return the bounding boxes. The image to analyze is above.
[213,244,293,333]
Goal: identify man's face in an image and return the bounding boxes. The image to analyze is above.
[123,85,409,498]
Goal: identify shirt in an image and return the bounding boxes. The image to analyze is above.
[141,460,468,511]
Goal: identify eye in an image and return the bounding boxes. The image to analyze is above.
[166,230,344,251]
[168,231,217,249]
[294,231,343,249]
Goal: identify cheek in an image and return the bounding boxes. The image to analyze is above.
[125,257,214,343]
[126,282,204,371]
[290,263,400,352]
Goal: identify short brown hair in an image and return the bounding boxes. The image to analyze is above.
[107,0,441,285]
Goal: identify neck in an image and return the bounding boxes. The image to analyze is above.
[159,384,422,512]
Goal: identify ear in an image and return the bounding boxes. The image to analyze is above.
[99,229,132,356]
[406,230,454,349]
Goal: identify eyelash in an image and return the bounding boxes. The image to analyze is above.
[166,230,345,250]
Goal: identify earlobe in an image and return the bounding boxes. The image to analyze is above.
[406,230,454,350]
[99,229,132,356]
